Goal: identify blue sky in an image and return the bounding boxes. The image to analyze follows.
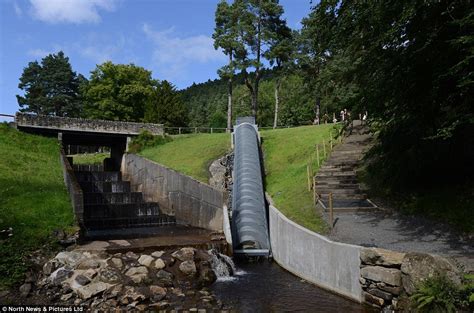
[0,0,312,118]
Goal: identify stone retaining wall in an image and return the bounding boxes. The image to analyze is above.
[16,112,164,136]
[121,154,225,232]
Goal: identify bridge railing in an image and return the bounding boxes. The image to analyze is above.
[163,125,296,135]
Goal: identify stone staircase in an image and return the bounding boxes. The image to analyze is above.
[315,121,377,212]
[73,164,176,234]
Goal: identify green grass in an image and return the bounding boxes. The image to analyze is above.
[261,124,339,233]
[139,133,231,182]
[71,152,109,165]
[0,123,74,288]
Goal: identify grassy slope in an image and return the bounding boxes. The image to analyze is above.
[140,133,231,183]
[0,124,74,288]
[71,152,109,165]
[262,124,337,233]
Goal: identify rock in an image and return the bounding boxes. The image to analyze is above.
[55,251,85,267]
[125,252,139,260]
[156,270,174,286]
[75,275,91,286]
[51,267,74,285]
[138,255,154,267]
[76,282,108,300]
[401,252,461,295]
[76,258,101,270]
[151,251,165,258]
[121,286,146,304]
[150,301,169,309]
[368,288,393,301]
[361,248,405,267]
[363,291,384,307]
[150,285,166,302]
[199,267,217,285]
[377,283,402,295]
[43,261,55,275]
[110,257,123,269]
[179,260,197,276]
[60,293,73,301]
[109,240,130,247]
[209,157,227,190]
[99,268,121,284]
[125,266,148,284]
[361,266,401,286]
[19,283,31,297]
[82,268,98,281]
[172,247,195,262]
[154,258,165,270]
[359,277,367,286]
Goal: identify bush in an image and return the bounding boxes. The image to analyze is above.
[411,274,474,313]
[128,130,172,153]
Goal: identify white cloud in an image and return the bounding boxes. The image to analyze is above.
[27,48,52,58]
[142,23,225,80]
[28,0,117,24]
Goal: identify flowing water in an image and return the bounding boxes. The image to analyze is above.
[210,256,374,313]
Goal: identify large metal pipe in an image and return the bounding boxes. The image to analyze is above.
[231,118,270,255]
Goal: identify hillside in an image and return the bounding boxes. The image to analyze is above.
[0,124,74,288]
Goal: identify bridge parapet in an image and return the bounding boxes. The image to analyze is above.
[15,112,164,136]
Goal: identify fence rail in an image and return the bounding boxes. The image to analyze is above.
[0,113,15,119]
[163,125,299,135]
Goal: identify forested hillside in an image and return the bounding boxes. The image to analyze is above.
[180,69,320,128]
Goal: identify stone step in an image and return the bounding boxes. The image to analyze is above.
[315,178,359,184]
[317,169,357,176]
[79,181,131,193]
[75,171,121,182]
[84,214,176,230]
[319,166,357,172]
[316,171,357,178]
[73,164,104,172]
[315,188,362,195]
[318,193,367,200]
[83,192,143,205]
[84,202,162,219]
[324,206,376,213]
[315,182,360,189]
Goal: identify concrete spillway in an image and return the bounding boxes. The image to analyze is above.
[231,117,270,256]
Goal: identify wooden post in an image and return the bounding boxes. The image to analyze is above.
[178,127,182,135]
[313,176,317,205]
[329,192,334,230]
[194,127,197,134]
[211,128,213,134]
[330,139,333,151]
[307,164,312,191]
[316,145,320,167]
[322,139,326,157]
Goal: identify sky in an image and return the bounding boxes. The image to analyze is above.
[0,0,313,118]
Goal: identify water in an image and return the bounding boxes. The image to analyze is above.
[210,259,374,313]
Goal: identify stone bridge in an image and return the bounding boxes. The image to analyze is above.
[15,112,164,169]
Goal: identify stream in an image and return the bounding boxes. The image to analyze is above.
[210,258,374,312]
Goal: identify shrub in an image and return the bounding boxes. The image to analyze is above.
[411,274,474,313]
[128,130,172,153]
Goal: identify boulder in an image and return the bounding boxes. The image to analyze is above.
[76,282,108,300]
[99,268,121,284]
[76,258,101,270]
[151,251,165,258]
[125,252,139,260]
[368,288,393,301]
[19,283,31,297]
[172,247,195,262]
[43,261,56,275]
[199,267,217,285]
[125,266,148,284]
[138,255,154,267]
[110,258,123,269]
[154,258,166,270]
[51,267,74,285]
[179,260,197,276]
[360,248,405,267]
[150,285,166,302]
[401,252,461,295]
[363,291,384,307]
[55,251,85,267]
[360,266,401,286]
[75,275,91,286]
[156,270,174,286]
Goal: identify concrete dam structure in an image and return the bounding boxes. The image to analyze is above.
[231,117,270,256]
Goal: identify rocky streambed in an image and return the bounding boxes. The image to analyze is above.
[11,247,235,311]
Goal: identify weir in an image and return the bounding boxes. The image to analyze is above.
[231,117,270,256]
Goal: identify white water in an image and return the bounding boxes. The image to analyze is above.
[208,249,240,280]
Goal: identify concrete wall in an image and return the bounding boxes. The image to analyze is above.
[121,154,224,231]
[16,112,164,136]
[59,148,84,226]
[268,199,362,302]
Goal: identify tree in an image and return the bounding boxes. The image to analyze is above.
[213,0,243,131]
[83,62,154,122]
[17,51,84,117]
[233,0,290,121]
[144,80,188,127]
